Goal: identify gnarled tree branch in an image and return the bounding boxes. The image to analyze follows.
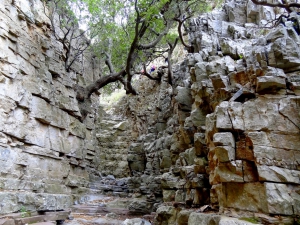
[251,0,300,13]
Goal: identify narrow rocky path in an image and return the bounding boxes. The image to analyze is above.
[65,194,152,225]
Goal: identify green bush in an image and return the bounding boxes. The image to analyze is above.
[20,206,31,218]
[239,217,260,224]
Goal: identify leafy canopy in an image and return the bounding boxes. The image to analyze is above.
[83,0,208,73]
[45,0,212,97]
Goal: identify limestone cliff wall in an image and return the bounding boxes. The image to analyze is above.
[190,0,300,216]
[124,0,300,222]
[0,0,102,214]
[1,0,300,221]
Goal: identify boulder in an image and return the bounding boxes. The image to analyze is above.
[264,183,295,215]
[154,206,178,225]
[214,146,235,162]
[128,199,153,214]
[221,182,268,213]
[188,212,221,225]
[177,210,192,225]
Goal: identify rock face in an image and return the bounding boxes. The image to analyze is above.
[1,0,300,223]
[122,0,300,224]
[189,1,300,217]
[97,117,131,178]
[0,0,103,214]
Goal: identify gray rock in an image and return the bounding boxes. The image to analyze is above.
[106,175,116,180]
[265,183,294,215]
[188,212,221,225]
[122,218,151,225]
[175,87,193,111]
[213,132,235,148]
[128,199,153,214]
[256,76,286,93]
[219,216,263,225]
[105,212,118,219]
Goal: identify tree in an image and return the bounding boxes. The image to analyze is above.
[251,0,300,14]
[250,0,300,30]
[43,0,95,72]
[45,0,209,120]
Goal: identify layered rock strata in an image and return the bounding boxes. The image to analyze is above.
[189,1,300,216]
[123,0,300,223]
[0,0,102,214]
[1,0,300,222]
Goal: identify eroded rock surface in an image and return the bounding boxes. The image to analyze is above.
[1,0,300,224]
[122,0,300,224]
[0,0,102,213]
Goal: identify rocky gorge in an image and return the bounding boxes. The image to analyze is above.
[0,0,300,224]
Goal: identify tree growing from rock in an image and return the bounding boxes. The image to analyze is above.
[43,0,95,72]
[45,0,210,120]
[251,0,300,29]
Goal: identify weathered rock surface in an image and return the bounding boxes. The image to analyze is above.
[1,0,300,224]
[96,117,131,178]
[0,0,102,214]
[122,0,300,224]
[0,210,70,225]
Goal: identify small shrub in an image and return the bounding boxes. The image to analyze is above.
[20,206,31,218]
[239,217,260,224]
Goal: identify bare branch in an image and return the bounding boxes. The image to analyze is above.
[251,0,300,13]
[175,16,193,52]
[66,43,90,72]
[86,69,126,97]
[125,2,143,89]
[167,37,179,85]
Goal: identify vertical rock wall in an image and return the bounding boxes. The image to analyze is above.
[0,0,102,214]
[125,0,300,221]
[190,0,300,216]
[1,0,300,220]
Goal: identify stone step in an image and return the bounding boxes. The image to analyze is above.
[0,212,38,219]
[0,211,70,225]
[0,218,15,225]
[99,143,129,149]
[97,133,131,140]
[71,205,109,214]
[71,205,131,217]
[42,211,70,221]
[15,216,45,225]
[30,222,56,225]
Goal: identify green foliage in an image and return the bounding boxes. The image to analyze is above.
[20,206,31,218]
[84,0,208,71]
[258,28,269,36]
[46,0,210,94]
[239,217,260,224]
[215,0,224,9]
[101,81,122,95]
